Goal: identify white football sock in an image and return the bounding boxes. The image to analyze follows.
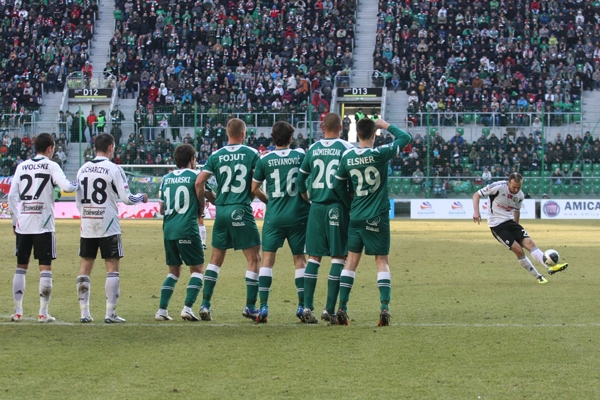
[518,256,541,277]
[76,275,91,316]
[199,224,207,245]
[530,247,546,266]
[39,271,53,316]
[13,268,27,315]
[105,272,120,317]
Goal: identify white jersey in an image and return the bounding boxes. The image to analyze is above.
[478,180,524,228]
[76,156,145,238]
[8,155,77,234]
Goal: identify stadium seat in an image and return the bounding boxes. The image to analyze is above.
[428,127,438,136]
[583,185,592,195]
[542,170,552,177]
[561,184,571,195]
[393,170,402,177]
[551,163,560,171]
[531,177,541,185]
[482,127,491,136]
[584,171,592,178]
[530,171,540,177]
[456,128,464,136]
[523,170,531,177]
[562,163,571,171]
[392,184,401,195]
[401,183,411,195]
[461,156,469,165]
[594,186,600,195]
[583,164,592,172]
[411,184,422,195]
[594,178,600,186]
[551,185,562,196]
[571,185,582,195]
[593,164,600,174]
[462,114,472,124]
[530,184,541,195]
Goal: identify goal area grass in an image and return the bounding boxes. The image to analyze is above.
[0,219,598,399]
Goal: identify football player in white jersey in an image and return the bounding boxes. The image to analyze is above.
[8,132,78,322]
[473,172,568,284]
[75,133,148,323]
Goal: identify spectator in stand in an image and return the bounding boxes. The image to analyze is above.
[87,109,98,139]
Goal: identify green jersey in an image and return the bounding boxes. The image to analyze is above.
[160,169,200,240]
[203,144,259,206]
[297,138,354,204]
[334,125,412,221]
[253,148,310,226]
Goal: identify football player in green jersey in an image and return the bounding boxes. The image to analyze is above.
[333,118,412,326]
[195,118,263,321]
[296,113,354,324]
[251,121,311,323]
[155,144,214,322]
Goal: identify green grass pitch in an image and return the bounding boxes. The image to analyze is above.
[1,219,599,399]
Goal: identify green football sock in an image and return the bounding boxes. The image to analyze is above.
[258,267,273,308]
[338,270,355,312]
[303,260,321,310]
[378,271,391,311]
[184,273,203,308]
[245,270,259,309]
[325,259,344,313]
[201,264,220,308]
[295,268,305,308]
[159,274,178,310]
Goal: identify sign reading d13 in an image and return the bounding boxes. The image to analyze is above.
[69,88,113,100]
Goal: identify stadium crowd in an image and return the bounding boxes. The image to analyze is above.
[373,0,600,127]
[110,0,356,138]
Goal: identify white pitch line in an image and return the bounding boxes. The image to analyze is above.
[1,315,599,328]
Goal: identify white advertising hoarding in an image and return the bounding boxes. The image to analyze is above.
[411,199,536,220]
[541,199,600,219]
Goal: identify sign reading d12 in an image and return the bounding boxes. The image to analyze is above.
[69,88,113,100]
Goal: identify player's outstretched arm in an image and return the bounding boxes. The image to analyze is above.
[115,167,147,204]
[376,118,412,148]
[472,190,482,224]
[51,163,78,192]
[7,171,21,228]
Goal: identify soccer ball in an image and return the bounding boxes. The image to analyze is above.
[544,249,560,266]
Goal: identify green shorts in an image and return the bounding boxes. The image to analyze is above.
[212,204,261,250]
[305,202,348,257]
[262,221,307,254]
[347,212,390,256]
[164,235,205,266]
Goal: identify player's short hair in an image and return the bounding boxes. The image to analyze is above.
[95,133,115,153]
[174,143,196,168]
[508,172,523,184]
[271,121,295,147]
[322,113,341,134]
[35,133,55,154]
[356,118,377,141]
[227,118,246,139]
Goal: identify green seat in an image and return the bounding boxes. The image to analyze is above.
[583,185,592,195]
[530,171,540,177]
[551,185,562,196]
[593,163,600,172]
[551,163,560,171]
[531,177,541,185]
[393,170,402,177]
[542,170,552,177]
[482,127,491,136]
[562,163,571,171]
[584,171,592,178]
[594,185,600,195]
[530,184,541,195]
[428,127,438,136]
[462,114,472,124]
[594,178,600,186]
[571,184,582,195]
[583,164,592,172]
[522,170,532,177]
[244,114,254,126]
[472,184,482,192]
[456,128,464,136]
[401,184,411,195]
[392,184,401,195]
[561,184,571,195]
[411,184,422,194]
